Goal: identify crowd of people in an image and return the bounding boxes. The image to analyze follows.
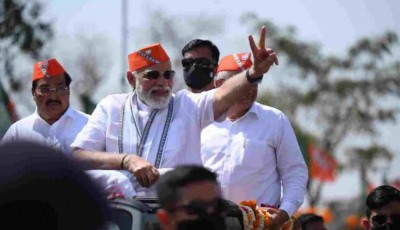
[1,26,399,230]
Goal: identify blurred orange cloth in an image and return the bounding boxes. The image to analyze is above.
[32,59,66,81]
[217,52,252,73]
[308,144,338,182]
[321,208,334,224]
[346,215,360,230]
[128,43,170,71]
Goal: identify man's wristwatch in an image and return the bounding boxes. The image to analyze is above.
[245,69,263,84]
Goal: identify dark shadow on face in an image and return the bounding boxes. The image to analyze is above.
[0,141,110,230]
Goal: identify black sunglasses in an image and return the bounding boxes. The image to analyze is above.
[372,214,400,227]
[142,70,175,80]
[181,57,215,68]
[171,198,225,216]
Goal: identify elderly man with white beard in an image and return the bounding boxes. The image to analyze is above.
[71,27,278,196]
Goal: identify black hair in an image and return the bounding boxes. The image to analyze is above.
[31,72,72,92]
[297,213,324,230]
[366,185,400,218]
[182,39,220,64]
[0,141,110,230]
[156,165,218,212]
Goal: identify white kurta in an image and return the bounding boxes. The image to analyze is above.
[71,89,216,196]
[1,106,89,158]
[201,102,308,216]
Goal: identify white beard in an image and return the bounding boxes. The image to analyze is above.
[136,84,172,109]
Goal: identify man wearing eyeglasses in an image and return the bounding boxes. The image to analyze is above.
[181,39,220,93]
[363,185,400,230]
[71,26,278,197]
[156,165,227,230]
[1,59,89,157]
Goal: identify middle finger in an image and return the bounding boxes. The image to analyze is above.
[258,26,266,49]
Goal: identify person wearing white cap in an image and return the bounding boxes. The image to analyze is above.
[201,52,308,230]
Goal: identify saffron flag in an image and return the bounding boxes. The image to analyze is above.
[308,144,338,182]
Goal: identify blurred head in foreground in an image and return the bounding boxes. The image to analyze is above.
[0,141,110,230]
[363,185,400,230]
[156,165,226,230]
[297,213,327,230]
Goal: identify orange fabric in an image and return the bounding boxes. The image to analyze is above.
[321,208,334,224]
[346,215,360,230]
[32,59,66,81]
[128,43,170,71]
[217,52,252,73]
[308,144,338,182]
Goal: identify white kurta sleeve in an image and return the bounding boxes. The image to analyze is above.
[71,98,110,151]
[275,113,308,216]
[178,89,216,129]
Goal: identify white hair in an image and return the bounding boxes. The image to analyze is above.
[134,72,172,109]
[215,70,240,81]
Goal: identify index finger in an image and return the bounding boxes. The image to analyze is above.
[258,26,266,49]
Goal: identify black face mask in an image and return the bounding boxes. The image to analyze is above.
[176,213,226,230]
[183,65,215,90]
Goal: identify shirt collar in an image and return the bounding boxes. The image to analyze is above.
[243,103,259,119]
[34,106,74,124]
[228,102,259,123]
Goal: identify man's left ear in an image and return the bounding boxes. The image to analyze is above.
[31,89,37,101]
[362,217,371,230]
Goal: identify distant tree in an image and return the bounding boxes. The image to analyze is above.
[242,12,400,209]
[56,33,113,114]
[0,0,52,89]
[0,0,52,128]
[345,145,392,214]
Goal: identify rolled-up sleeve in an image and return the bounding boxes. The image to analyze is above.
[71,99,109,151]
[177,89,217,129]
[276,114,308,216]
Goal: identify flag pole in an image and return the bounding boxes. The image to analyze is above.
[121,0,128,90]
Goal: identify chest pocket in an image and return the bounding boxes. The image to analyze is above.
[106,121,120,153]
[240,139,275,173]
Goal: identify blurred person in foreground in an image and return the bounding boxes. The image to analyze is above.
[181,39,220,93]
[71,26,279,197]
[363,185,400,230]
[1,58,88,157]
[297,213,327,230]
[0,141,110,230]
[156,165,227,230]
[201,52,308,230]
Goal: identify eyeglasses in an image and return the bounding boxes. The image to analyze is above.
[181,57,215,68]
[171,198,225,216]
[142,70,175,80]
[372,214,400,227]
[36,86,69,95]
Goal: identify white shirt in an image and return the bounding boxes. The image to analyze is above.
[1,106,89,158]
[71,89,216,196]
[201,102,308,216]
